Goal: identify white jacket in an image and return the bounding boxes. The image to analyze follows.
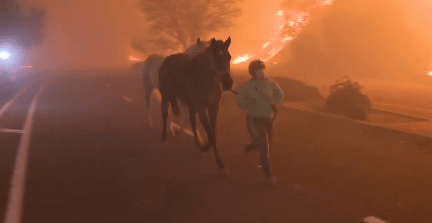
[236,78,284,118]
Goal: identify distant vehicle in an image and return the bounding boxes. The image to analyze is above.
[0,41,33,83]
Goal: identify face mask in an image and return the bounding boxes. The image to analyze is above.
[255,68,265,79]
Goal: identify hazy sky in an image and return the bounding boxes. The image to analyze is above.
[20,0,284,70]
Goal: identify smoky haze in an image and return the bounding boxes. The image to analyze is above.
[21,0,147,71]
[271,0,432,85]
[0,0,46,49]
[20,0,284,71]
[14,0,432,77]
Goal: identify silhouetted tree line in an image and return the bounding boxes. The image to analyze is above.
[133,0,242,56]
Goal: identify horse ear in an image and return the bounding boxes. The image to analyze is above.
[224,36,231,49]
[197,38,201,44]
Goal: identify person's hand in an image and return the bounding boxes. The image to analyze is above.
[239,96,254,111]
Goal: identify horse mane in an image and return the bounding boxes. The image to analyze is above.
[183,39,211,55]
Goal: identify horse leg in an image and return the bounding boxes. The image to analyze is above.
[161,98,170,141]
[143,73,154,127]
[208,102,227,174]
[178,101,189,133]
[168,98,184,136]
[197,107,226,172]
[170,97,180,117]
[167,105,177,137]
[196,108,213,153]
[188,103,202,147]
[147,88,156,128]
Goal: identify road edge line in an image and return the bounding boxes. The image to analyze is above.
[3,83,45,223]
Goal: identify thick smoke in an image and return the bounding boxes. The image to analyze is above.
[0,0,46,49]
[272,0,432,83]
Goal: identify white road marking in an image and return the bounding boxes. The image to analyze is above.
[0,82,34,121]
[3,83,45,223]
[363,216,388,223]
[122,96,133,102]
[0,128,24,134]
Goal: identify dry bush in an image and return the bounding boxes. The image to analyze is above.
[326,78,372,120]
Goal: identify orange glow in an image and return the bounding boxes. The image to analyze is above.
[128,55,143,61]
[429,70,432,76]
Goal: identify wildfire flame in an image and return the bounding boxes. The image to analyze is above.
[428,70,432,76]
[231,0,334,66]
[128,55,143,61]
[232,54,253,64]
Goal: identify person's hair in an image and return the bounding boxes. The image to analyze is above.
[248,59,266,76]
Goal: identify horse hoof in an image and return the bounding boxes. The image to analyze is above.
[201,144,210,153]
[170,130,177,137]
[220,167,229,176]
[161,134,167,142]
[194,139,203,148]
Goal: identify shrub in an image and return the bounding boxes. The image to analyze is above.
[325,78,372,120]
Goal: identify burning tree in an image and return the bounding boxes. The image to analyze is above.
[0,0,46,49]
[133,0,242,55]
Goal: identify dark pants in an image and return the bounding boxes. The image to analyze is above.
[246,115,273,178]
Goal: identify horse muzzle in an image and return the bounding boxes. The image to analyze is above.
[221,73,233,91]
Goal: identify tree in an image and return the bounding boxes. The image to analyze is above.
[0,0,46,49]
[133,0,241,56]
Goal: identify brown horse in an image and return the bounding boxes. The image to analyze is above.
[158,37,233,174]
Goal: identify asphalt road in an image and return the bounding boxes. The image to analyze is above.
[0,69,431,223]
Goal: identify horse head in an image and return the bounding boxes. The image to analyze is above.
[208,37,233,91]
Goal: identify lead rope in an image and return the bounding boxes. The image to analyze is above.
[227,89,246,123]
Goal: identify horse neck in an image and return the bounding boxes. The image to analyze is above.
[194,48,214,70]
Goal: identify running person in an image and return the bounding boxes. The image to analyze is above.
[236,59,284,185]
